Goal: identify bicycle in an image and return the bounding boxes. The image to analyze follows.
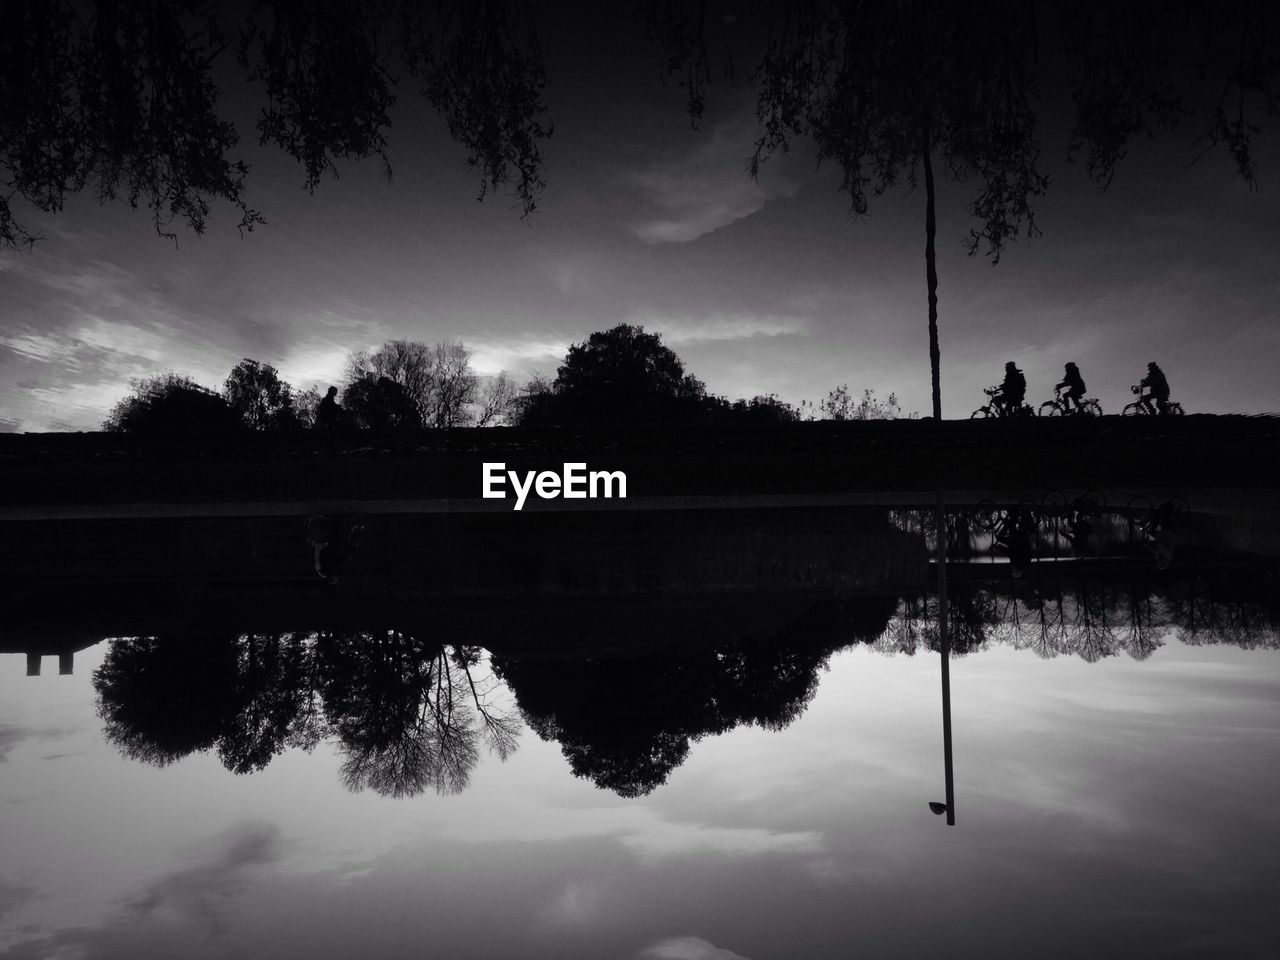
[1122,385,1184,416]
[1038,388,1102,417]
[971,387,1034,419]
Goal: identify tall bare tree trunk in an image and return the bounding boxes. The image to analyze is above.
[922,128,941,420]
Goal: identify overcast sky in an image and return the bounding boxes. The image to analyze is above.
[2,6,1278,431]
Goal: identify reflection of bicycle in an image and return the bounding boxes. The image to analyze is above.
[1124,495,1189,539]
[1122,386,1184,416]
[971,387,1034,419]
[1038,389,1102,417]
[1041,489,1105,555]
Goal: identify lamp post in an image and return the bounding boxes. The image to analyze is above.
[931,486,956,826]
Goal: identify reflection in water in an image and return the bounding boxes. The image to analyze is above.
[493,597,898,797]
[94,633,518,798]
[85,570,1279,800]
[878,571,1280,662]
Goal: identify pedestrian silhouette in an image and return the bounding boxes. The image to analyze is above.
[316,386,341,429]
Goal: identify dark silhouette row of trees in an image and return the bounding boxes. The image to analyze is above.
[100,323,908,433]
[94,632,517,798]
[87,572,1277,798]
[91,598,895,799]
[876,571,1280,664]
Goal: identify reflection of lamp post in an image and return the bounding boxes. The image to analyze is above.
[931,487,956,826]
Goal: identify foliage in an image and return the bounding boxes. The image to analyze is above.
[725,394,802,424]
[813,385,904,421]
[102,372,240,434]
[346,338,490,428]
[223,358,302,430]
[517,323,708,426]
[1,0,550,249]
[342,374,423,431]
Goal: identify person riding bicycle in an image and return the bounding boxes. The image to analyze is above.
[993,361,1026,416]
[1139,362,1171,415]
[1054,362,1086,412]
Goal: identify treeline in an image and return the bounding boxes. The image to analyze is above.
[101,324,907,433]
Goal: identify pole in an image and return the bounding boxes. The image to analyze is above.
[936,485,955,825]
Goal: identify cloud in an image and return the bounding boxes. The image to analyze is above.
[618,822,822,864]
[2,822,282,958]
[627,311,811,345]
[627,115,805,244]
[465,334,573,375]
[636,936,754,960]
[0,723,77,764]
[122,821,281,934]
[447,803,822,867]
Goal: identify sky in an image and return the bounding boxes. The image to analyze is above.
[2,5,1279,431]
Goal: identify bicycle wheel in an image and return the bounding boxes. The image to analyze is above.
[970,406,991,419]
[1040,490,1068,515]
[1082,399,1103,416]
[1038,401,1064,417]
[1121,402,1143,416]
[1168,402,1185,415]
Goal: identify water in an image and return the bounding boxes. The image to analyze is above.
[2,505,1279,958]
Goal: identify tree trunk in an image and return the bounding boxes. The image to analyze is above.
[922,128,941,420]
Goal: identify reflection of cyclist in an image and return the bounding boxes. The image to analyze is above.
[1054,362,1086,411]
[994,361,1026,416]
[1139,362,1170,415]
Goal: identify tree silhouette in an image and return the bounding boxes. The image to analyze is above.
[347,339,489,428]
[223,359,301,431]
[94,636,241,766]
[341,374,423,431]
[518,323,709,427]
[494,598,894,796]
[103,372,241,435]
[1,0,550,249]
[92,630,520,796]
[643,1,1279,418]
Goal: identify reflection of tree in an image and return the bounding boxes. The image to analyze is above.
[218,633,322,774]
[95,636,240,765]
[1165,573,1280,650]
[319,632,516,797]
[494,598,896,797]
[92,631,519,797]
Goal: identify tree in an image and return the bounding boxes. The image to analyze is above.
[518,323,708,426]
[223,358,300,430]
[346,338,485,428]
[429,340,479,428]
[103,372,241,434]
[1,0,550,249]
[643,1,1279,419]
[342,374,423,431]
[475,370,518,427]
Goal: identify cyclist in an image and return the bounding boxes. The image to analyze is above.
[1139,362,1171,415]
[993,361,1026,416]
[1054,362,1086,412]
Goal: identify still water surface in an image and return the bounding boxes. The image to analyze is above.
[3,599,1278,959]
